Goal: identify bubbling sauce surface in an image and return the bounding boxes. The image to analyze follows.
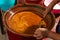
[8,11,46,33]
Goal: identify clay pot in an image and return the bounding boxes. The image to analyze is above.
[3,4,55,37]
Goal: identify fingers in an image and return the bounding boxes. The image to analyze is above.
[33,28,48,39]
[33,29,43,39]
[56,16,60,23]
[35,35,43,39]
[58,16,60,20]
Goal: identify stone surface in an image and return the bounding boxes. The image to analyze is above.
[0,27,9,40]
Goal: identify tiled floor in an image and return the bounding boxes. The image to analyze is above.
[0,30,3,40]
[0,27,9,40]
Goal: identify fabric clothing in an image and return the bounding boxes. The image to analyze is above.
[44,0,60,9]
[26,0,42,4]
[56,21,60,34]
[0,0,15,11]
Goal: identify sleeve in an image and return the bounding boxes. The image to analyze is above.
[44,0,53,6]
[56,21,60,34]
[0,0,15,11]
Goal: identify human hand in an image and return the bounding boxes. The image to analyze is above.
[33,28,49,39]
[58,16,60,20]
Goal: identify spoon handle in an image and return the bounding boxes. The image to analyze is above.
[39,0,59,28]
[43,0,59,18]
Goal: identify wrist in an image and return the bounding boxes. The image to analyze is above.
[40,28,50,38]
[44,31,49,38]
[48,31,54,38]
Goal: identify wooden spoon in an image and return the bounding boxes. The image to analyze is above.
[17,0,60,28]
[39,0,60,28]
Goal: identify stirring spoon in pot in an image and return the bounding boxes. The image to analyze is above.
[39,0,60,28]
[37,1,60,40]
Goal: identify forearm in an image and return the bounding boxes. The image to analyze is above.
[48,31,60,40]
